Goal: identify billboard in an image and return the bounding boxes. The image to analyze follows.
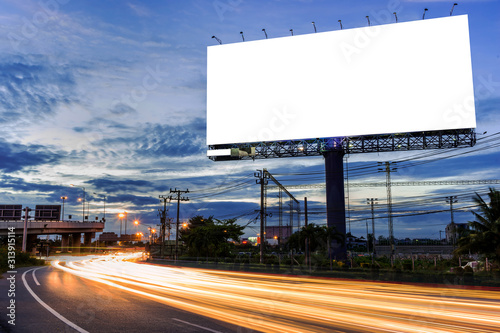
[34,205,61,221]
[0,205,22,221]
[207,15,475,146]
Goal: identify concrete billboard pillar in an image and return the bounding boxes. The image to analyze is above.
[83,232,93,252]
[61,234,70,252]
[72,233,82,253]
[324,149,347,261]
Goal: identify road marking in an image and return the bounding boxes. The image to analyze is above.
[32,267,43,286]
[172,318,224,333]
[22,268,89,333]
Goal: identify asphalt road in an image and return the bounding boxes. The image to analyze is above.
[0,264,246,333]
[2,253,500,333]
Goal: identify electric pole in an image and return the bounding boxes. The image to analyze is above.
[379,162,397,257]
[170,188,189,261]
[159,195,172,258]
[367,198,378,261]
[304,197,310,268]
[255,169,269,264]
[445,196,458,246]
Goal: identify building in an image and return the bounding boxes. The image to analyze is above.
[445,223,470,244]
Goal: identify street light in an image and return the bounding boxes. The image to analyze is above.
[148,228,157,244]
[93,192,107,222]
[134,220,158,245]
[118,212,128,236]
[60,196,67,221]
[70,184,86,222]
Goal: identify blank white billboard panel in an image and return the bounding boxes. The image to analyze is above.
[207,15,475,145]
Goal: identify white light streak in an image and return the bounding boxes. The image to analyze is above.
[52,254,500,333]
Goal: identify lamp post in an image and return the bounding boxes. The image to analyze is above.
[70,184,86,222]
[118,212,126,236]
[60,196,67,221]
[134,220,157,244]
[93,192,106,222]
[148,227,157,244]
[124,211,128,235]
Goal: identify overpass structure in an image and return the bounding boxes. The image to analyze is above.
[0,220,104,253]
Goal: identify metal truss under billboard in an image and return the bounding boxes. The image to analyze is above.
[208,129,476,161]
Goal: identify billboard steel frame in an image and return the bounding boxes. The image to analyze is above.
[208,129,475,161]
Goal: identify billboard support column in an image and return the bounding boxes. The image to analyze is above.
[61,234,69,252]
[324,149,347,261]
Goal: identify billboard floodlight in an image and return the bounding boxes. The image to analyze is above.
[338,19,343,29]
[240,31,245,42]
[262,28,268,39]
[289,29,293,36]
[423,8,428,20]
[450,3,458,16]
[366,16,370,26]
[393,12,398,23]
[211,36,222,44]
[312,21,317,33]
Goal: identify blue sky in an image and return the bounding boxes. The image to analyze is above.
[0,0,499,241]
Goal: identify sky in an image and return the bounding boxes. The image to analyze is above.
[0,0,499,242]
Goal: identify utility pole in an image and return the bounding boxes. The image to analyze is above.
[304,197,309,268]
[22,207,31,252]
[365,219,369,253]
[159,195,172,258]
[379,162,397,257]
[170,188,189,261]
[367,198,378,261]
[255,169,269,264]
[445,196,458,246]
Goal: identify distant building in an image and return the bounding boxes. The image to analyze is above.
[98,232,141,243]
[265,226,292,241]
[346,234,367,249]
[99,232,119,242]
[119,234,141,242]
[445,223,469,243]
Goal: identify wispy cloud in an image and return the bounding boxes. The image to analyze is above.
[0,140,63,172]
[0,54,78,124]
[127,3,152,17]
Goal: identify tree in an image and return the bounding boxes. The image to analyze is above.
[287,223,344,253]
[455,188,500,265]
[180,215,244,258]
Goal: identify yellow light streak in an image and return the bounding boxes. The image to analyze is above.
[52,254,500,333]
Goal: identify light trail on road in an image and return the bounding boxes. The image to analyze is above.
[52,254,500,333]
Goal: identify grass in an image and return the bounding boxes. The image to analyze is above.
[0,247,46,278]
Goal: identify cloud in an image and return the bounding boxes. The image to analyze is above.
[109,102,137,115]
[85,177,157,194]
[108,193,157,206]
[93,118,206,159]
[127,3,152,17]
[0,54,78,124]
[0,140,63,172]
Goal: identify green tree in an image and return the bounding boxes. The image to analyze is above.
[287,223,344,253]
[455,188,500,265]
[180,216,244,258]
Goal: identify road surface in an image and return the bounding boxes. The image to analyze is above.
[1,253,499,332]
